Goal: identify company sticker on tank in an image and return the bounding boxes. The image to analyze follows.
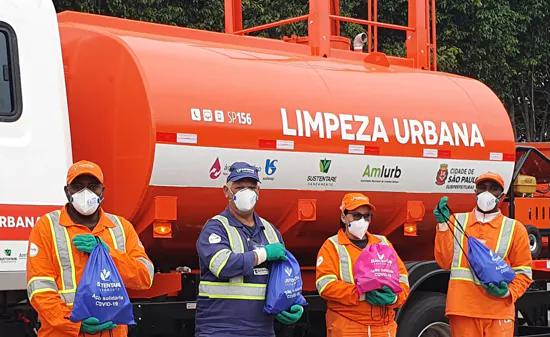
[360,164,402,184]
[190,108,253,126]
[434,163,477,191]
[280,108,485,147]
[306,158,337,187]
[209,157,276,182]
[149,143,514,193]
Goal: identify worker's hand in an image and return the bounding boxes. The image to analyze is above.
[80,317,117,333]
[275,305,304,324]
[264,243,288,262]
[482,281,510,298]
[433,196,450,223]
[72,234,110,254]
[365,286,397,306]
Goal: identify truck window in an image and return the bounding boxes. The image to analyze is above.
[0,22,21,121]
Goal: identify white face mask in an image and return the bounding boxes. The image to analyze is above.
[347,218,370,239]
[71,188,101,216]
[476,191,499,213]
[232,188,258,213]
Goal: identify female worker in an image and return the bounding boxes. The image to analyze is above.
[315,193,410,337]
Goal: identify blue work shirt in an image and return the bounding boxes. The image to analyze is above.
[195,206,284,337]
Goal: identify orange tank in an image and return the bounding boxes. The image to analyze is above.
[57,11,516,268]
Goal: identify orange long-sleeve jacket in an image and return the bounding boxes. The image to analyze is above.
[434,209,533,320]
[26,206,154,337]
[315,229,409,326]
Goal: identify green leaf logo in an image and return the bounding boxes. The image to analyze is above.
[4,249,11,257]
[319,159,331,173]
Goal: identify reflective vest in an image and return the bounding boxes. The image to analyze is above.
[198,215,280,301]
[26,210,154,305]
[316,234,410,295]
[449,213,532,283]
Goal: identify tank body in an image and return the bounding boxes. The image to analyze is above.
[57,11,516,267]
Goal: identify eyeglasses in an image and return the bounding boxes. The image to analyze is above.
[348,212,372,221]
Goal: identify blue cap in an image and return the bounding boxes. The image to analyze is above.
[227,162,260,182]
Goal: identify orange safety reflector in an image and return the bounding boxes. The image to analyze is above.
[404,223,417,237]
[153,222,173,238]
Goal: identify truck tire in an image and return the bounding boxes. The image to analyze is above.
[525,225,542,259]
[396,291,450,337]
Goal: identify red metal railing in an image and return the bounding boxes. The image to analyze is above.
[224,0,437,70]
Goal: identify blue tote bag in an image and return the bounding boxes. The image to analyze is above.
[264,250,308,315]
[69,237,136,325]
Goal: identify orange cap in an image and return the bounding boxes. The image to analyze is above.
[475,171,505,189]
[339,192,376,212]
[66,160,104,185]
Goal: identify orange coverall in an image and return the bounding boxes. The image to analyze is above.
[316,229,410,337]
[434,209,533,336]
[26,206,154,337]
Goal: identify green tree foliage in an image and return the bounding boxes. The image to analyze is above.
[53,0,549,141]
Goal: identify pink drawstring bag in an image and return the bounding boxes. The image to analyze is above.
[353,243,402,296]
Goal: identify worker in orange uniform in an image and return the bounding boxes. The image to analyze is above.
[315,193,410,337]
[434,171,533,336]
[26,160,155,337]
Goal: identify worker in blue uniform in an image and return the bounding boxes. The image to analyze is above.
[195,161,305,337]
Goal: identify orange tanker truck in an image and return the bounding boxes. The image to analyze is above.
[0,0,549,336]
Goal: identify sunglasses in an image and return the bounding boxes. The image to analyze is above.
[347,212,373,221]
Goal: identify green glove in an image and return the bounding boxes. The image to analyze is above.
[264,243,288,262]
[433,196,450,223]
[365,286,397,306]
[482,281,509,298]
[80,317,116,333]
[72,234,110,254]
[275,304,304,324]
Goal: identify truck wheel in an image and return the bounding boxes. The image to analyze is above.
[396,291,450,337]
[525,225,542,259]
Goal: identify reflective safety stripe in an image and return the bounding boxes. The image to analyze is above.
[376,235,410,286]
[259,217,279,244]
[105,213,127,253]
[450,214,517,284]
[59,291,76,304]
[44,210,145,305]
[513,266,533,279]
[451,213,469,269]
[105,214,154,285]
[137,257,155,286]
[328,235,354,284]
[495,217,516,259]
[318,233,409,294]
[316,274,338,295]
[209,249,232,277]
[399,274,409,286]
[203,215,280,299]
[373,234,389,246]
[198,281,266,300]
[27,277,58,301]
[212,215,245,283]
[47,210,76,306]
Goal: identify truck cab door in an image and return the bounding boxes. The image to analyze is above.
[0,0,73,291]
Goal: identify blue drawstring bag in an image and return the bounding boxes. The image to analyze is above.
[69,238,136,325]
[264,250,308,315]
[436,203,516,286]
[468,236,516,285]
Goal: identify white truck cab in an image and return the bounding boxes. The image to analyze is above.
[0,0,72,292]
